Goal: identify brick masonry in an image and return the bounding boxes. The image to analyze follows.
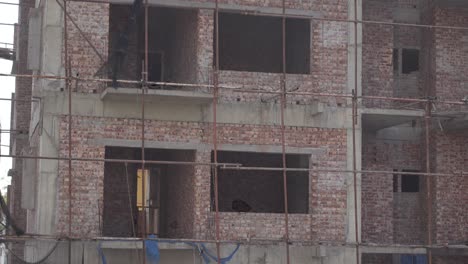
[68,1,350,106]
[363,0,425,109]
[426,4,468,257]
[361,1,468,252]
[361,133,425,244]
[432,131,468,245]
[56,116,347,241]
[53,0,352,241]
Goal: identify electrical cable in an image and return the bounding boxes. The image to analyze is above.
[4,240,60,264]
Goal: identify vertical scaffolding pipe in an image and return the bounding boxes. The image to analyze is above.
[425,101,432,264]
[280,0,290,263]
[63,0,73,262]
[213,0,222,263]
[141,0,148,262]
[352,0,360,263]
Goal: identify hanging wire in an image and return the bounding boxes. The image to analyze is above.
[4,240,60,264]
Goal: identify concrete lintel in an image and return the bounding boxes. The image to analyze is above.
[360,245,426,255]
[432,246,468,256]
[361,108,425,117]
[90,138,325,155]
[101,87,213,105]
[110,0,323,18]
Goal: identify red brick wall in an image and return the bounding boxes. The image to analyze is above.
[433,8,468,104]
[362,136,424,244]
[433,256,468,264]
[363,0,424,108]
[102,147,138,237]
[65,0,349,108]
[430,6,468,246]
[362,0,394,108]
[432,132,468,245]
[164,150,197,238]
[57,116,347,241]
[67,1,109,92]
[189,4,349,105]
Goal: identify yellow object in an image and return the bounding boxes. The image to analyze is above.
[136,169,149,211]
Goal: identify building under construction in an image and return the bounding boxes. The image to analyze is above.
[2,0,468,263]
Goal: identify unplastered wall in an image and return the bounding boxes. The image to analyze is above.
[196,4,349,105]
[432,131,468,245]
[56,116,347,242]
[102,147,138,237]
[108,4,140,82]
[164,150,196,238]
[419,1,436,99]
[430,6,468,248]
[363,0,425,109]
[361,129,425,244]
[164,9,199,84]
[67,3,208,93]
[433,256,468,264]
[67,1,109,93]
[65,0,349,105]
[393,25,422,101]
[362,0,394,108]
[433,7,468,111]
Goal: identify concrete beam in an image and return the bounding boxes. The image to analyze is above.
[361,108,425,132]
[361,245,426,255]
[432,246,468,256]
[110,0,323,18]
[101,87,213,104]
[89,138,326,155]
[40,91,352,129]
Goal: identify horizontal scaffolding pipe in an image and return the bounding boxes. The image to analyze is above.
[0,154,240,167]
[0,1,19,5]
[1,73,468,106]
[0,42,14,46]
[1,154,466,177]
[1,234,467,250]
[0,97,40,102]
[220,166,465,177]
[0,22,17,26]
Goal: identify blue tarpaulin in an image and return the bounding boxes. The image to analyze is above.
[401,254,428,264]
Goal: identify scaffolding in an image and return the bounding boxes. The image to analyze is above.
[0,0,467,263]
